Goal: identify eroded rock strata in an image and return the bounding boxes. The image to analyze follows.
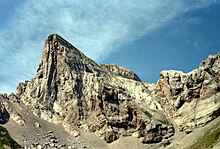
[15,34,173,144]
[153,53,220,133]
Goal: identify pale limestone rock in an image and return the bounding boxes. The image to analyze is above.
[63,123,80,137]
[154,52,220,132]
[34,122,41,128]
[100,64,141,81]
[11,113,25,126]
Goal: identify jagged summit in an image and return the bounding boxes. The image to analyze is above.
[45,34,84,54]
[39,34,106,76]
[46,34,73,48]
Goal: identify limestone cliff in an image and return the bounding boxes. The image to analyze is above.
[15,34,174,144]
[152,53,220,133]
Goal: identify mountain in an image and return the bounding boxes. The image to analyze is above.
[0,34,219,149]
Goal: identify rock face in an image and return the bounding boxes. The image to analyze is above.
[153,53,220,133]
[15,34,174,144]
[0,94,10,124]
[100,64,141,82]
[0,34,219,148]
[0,94,22,148]
[0,94,25,126]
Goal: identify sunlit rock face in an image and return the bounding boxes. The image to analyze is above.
[153,53,220,133]
[100,64,142,82]
[15,34,174,144]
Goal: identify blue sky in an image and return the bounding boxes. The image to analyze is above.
[0,0,220,93]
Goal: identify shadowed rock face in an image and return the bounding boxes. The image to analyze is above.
[15,34,174,144]
[0,95,10,124]
[1,34,219,148]
[0,94,25,126]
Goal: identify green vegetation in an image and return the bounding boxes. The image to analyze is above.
[142,109,152,118]
[0,126,21,149]
[188,121,220,149]
[157,118,170,125]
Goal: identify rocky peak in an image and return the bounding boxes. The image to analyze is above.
[38,34,106,77]
[17,34,108,119]
[14,34,174,144]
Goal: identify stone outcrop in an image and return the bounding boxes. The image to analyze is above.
[152,53,220,133]
[0,94,25,126]
[100,64,141,82]
[15,34,174,144]
[0,94,10,124]
[0,94,22,148]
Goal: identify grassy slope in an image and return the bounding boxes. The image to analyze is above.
[166,116,220,149]
[0,126,21,149]
[188,120,220,149]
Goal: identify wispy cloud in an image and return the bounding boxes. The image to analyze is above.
[0,0,213,93]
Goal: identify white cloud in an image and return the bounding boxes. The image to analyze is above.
[0,0,212,93]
